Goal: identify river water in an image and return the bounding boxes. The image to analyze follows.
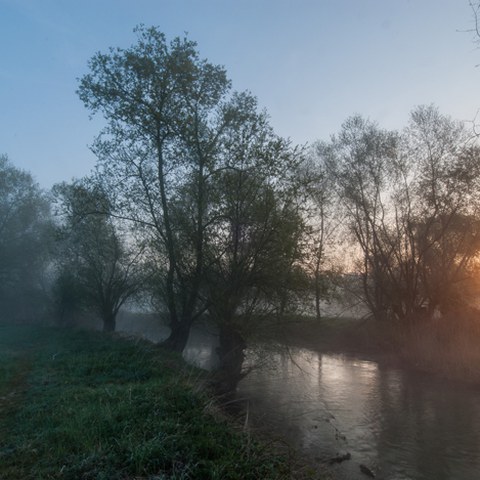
[117,315,480,480]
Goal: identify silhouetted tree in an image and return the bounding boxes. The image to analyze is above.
[318,116,400,320]
[402,106,480,315]
[78,26,243,350]
[302,153,342,320]
[317,107,480,322]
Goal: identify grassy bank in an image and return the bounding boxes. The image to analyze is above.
[0,325,309,480]
[271,313,480,384]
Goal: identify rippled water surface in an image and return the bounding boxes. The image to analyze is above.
[117,316,480,479]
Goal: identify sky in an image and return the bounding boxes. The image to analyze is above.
[1,0,479,188]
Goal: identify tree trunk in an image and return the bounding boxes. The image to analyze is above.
[315,273,322,321]
[102,313,116,332]
[162,319,192,352]
[215,324,247,394]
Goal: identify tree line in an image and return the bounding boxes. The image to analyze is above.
[2,26,480,383]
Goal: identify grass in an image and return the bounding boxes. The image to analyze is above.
[0,324,305,480]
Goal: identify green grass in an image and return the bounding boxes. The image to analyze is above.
[0,325,297,480]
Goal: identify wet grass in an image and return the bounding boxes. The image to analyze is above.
[0,324,306,480]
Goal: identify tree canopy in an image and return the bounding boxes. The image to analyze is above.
[77,26,307,362]
[0,155,51,322]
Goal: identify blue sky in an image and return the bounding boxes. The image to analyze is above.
[1,0,479,187]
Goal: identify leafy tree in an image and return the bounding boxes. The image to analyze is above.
[78,26,307,356]
[78,26,239,350]
[203,128,306,387]
[53,181,144,332]
[0,155,52,322]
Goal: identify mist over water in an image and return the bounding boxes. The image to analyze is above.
[117,315,480,480]
[238,350,480,480]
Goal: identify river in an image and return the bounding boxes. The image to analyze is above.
[117,314,480,480]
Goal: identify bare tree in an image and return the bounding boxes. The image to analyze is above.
[302,153,342,320]
[317,107,480,322]
[318,115,399,321]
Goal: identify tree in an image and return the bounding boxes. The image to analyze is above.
[0,155,52,323]
[402,105,480,315]
[317,107,480,323]
[78,26,242,350]
[301,153,342,320]
[78,26,306,355]
[317,116,400,321]
[203,128,307,388]
[53,181,144,332]
[469,1,480,44]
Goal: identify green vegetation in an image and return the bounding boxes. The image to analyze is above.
[0,155,52,324]
[3,26,480,394]
[0,325,302,480]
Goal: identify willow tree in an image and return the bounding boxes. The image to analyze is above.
[78,26,304,352]
[53,181,144,331]
[203,117,307,387]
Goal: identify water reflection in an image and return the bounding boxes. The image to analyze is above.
[238,349,480,480]
[182,326,219,371]
[116,317,480,480]
[116,314,219,370]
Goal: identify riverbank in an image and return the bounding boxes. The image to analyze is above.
[0,324,322,480]
[270,312,480,384]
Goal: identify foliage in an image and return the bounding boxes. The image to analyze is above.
[0,155,52,323]
[78,26,243,350]
[53,180,144,331]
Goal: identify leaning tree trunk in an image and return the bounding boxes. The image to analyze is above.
[162,316,193,352]
[102,312,116,332]
[215,324,247,395]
